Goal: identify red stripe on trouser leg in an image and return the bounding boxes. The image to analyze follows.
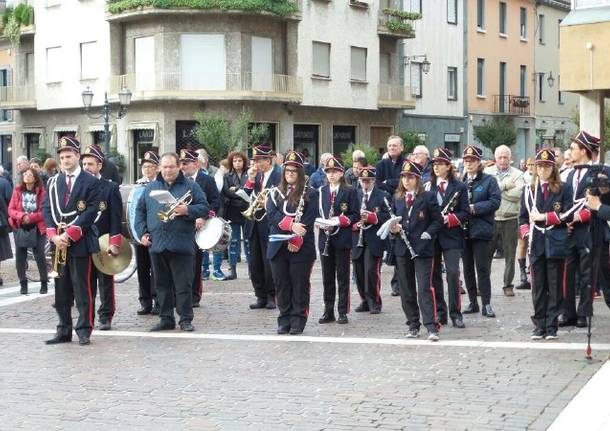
[429,258,439,330]
[110,275,116,323]
[86,258,94,331]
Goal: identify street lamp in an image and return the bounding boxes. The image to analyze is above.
[404,54,431,74]
[533,71,555,88]
[81,86,132,155]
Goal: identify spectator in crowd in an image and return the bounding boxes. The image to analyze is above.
[99,154,122,184]
[8,168,48,295]
[411,145,432,183]
[43,158,58,178]
[30,158,49,185]
[484,145,525,297]
[346,156,367,188]
[519,159,527,172]
[274,152,285,167]
[309,153,333,189]
[344,150,366,186]
[0,165,13,205]
[301,148,316,176]
[196,148,218,177]
[560,149,572,181]
[16,155,30,177]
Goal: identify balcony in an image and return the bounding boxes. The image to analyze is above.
[377,8,419,39]
[492,95,530,116]
[0,85,36,109]
[378,84,415,109]
[109,73,303,104]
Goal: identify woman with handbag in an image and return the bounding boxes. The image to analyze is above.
[8,168,47,294]
[222,151,251,280]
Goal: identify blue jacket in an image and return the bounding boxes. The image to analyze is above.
[92,178,123,241]
[392,191,442,258]
[351,187,391,259]
[193,170,220,213]
[317,184,360,252]
[134,171,209,255]
[42,171,101,257]
[519,182,573,261]
[428,179,469,250]
[309,167,327,190]
[266,186,319,262]
[244,168,282,239]
[462,171,501,241]
[375,155,405,195]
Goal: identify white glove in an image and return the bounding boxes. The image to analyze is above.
[420,232,432,240]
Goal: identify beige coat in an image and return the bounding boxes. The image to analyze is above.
[483,165,524,221]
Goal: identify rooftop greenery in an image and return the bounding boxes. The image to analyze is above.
[107,0,299,16]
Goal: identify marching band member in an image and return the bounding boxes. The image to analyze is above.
[461,145,502,318]
[244,145,281,310]
[179,149,220,308]
[519,148,572,340]
[136,151,160,316]
[316,156,359,325]
[352,167,390,314]
[428,148,469,329]
[266,151,318,335]
[391,161,442,340]
[135,153,209,332]
[81,145,123,331]
[42,136,101,346]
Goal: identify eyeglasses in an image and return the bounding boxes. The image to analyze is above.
[285,169,298,174]
[527,164,535,167]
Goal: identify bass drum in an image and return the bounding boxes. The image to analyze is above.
[119,184,146,244]
[195,217,232,253]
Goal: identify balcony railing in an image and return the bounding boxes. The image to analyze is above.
[492,95,530,115]
[0,85,36,109]
[109,72,303,103]
[378,84,415,109]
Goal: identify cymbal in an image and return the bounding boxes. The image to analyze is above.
[92,234,133,275]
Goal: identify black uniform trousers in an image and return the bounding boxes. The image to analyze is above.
[594,242,610,309]
[270,247,315,331]
[150,251,194,326]
[431,247,462,321]
[192,247,204,305]
[321,247,351,314]
[54,255,94,339]
[562,237,593,320]
[353,246,382,312]
[530,256,564,332]
[15,230,48,284]
[395,254,438,333]
[463,238,493,306]
[89,266,115,324]
[136,244,156,309]
[249,227,274,300]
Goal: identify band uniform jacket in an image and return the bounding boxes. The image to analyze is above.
[316,184,360,252]
[351,187,391,259]
[428,179,469,250]
[42,171,101,257]
[266,186,319,262]
[461,171,501,241]
[244,169,282,240]
[392,191,443,258]
[92,178,123,246]
[134,171,209,256]
[193,169,220,214]
[519,182,573,261]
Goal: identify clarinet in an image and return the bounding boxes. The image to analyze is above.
[289,178,309,253]
[384,197,417,259]
[356,194,366,248]
[463,178,474,238]
[441,191,461,216]
[322,192,335,257]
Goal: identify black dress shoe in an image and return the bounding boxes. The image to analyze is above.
[318,311,336,324]
[151,304,160,315]
[45,334,72,345]
[150,322,176,332]
[452,317,465,329]
[337,314,348,324]
[516,281,531,290]
[137,306,152,315]
[192,302,200,308]
[576,317,588,328]
[391,290,400,297]
[98,321,111,331]
[439,316,448,325]
[180,322,194,332]
[78,336,90,345]
[369,308,381,315]
[266,297,277,310]
[558,315,576,327]
[463,303,479,314]
[354,302,370,312]
[289,327,303,335]
[249,298,267,309]
[277,326,290,335]
[483,304,496,318]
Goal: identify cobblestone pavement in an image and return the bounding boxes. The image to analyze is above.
[0,257,608,430]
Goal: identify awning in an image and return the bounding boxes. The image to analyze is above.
[21,127,45,135]
[53,125,79,133]
[127,122,159,147]
[89,124,106,133]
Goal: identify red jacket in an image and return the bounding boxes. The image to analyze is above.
[8,185,46,234]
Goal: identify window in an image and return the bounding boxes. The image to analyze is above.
[80,42,97,80]
[379,53,391,83]
[0,69,11,122]
[181,34,225,91]
[477,0,485,29]
[520,65,527,97]
[499,62,507,96]
[408,0,422,14]
[520,7,527,39]
[499,2,507,34]
[538,73,544,102]
[252,36,273,91]
[447,0,457,24]
[350,46,367,82]
[558,75,563,104]
[539,14,545,44]
[476,58,485,96]
[312,41,331,78]
[558,19,562,48]
[135,36,155,91]
[410,62,422,97]
[46,47,62,83]
[447,67,458,100]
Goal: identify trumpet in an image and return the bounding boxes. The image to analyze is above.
[242,188,270,221]
[49,222,68,279]
[157,190,193,222]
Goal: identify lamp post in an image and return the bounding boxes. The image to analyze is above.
[533,71,555,88]
[81,86,132,155]
[404,54,431,74]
